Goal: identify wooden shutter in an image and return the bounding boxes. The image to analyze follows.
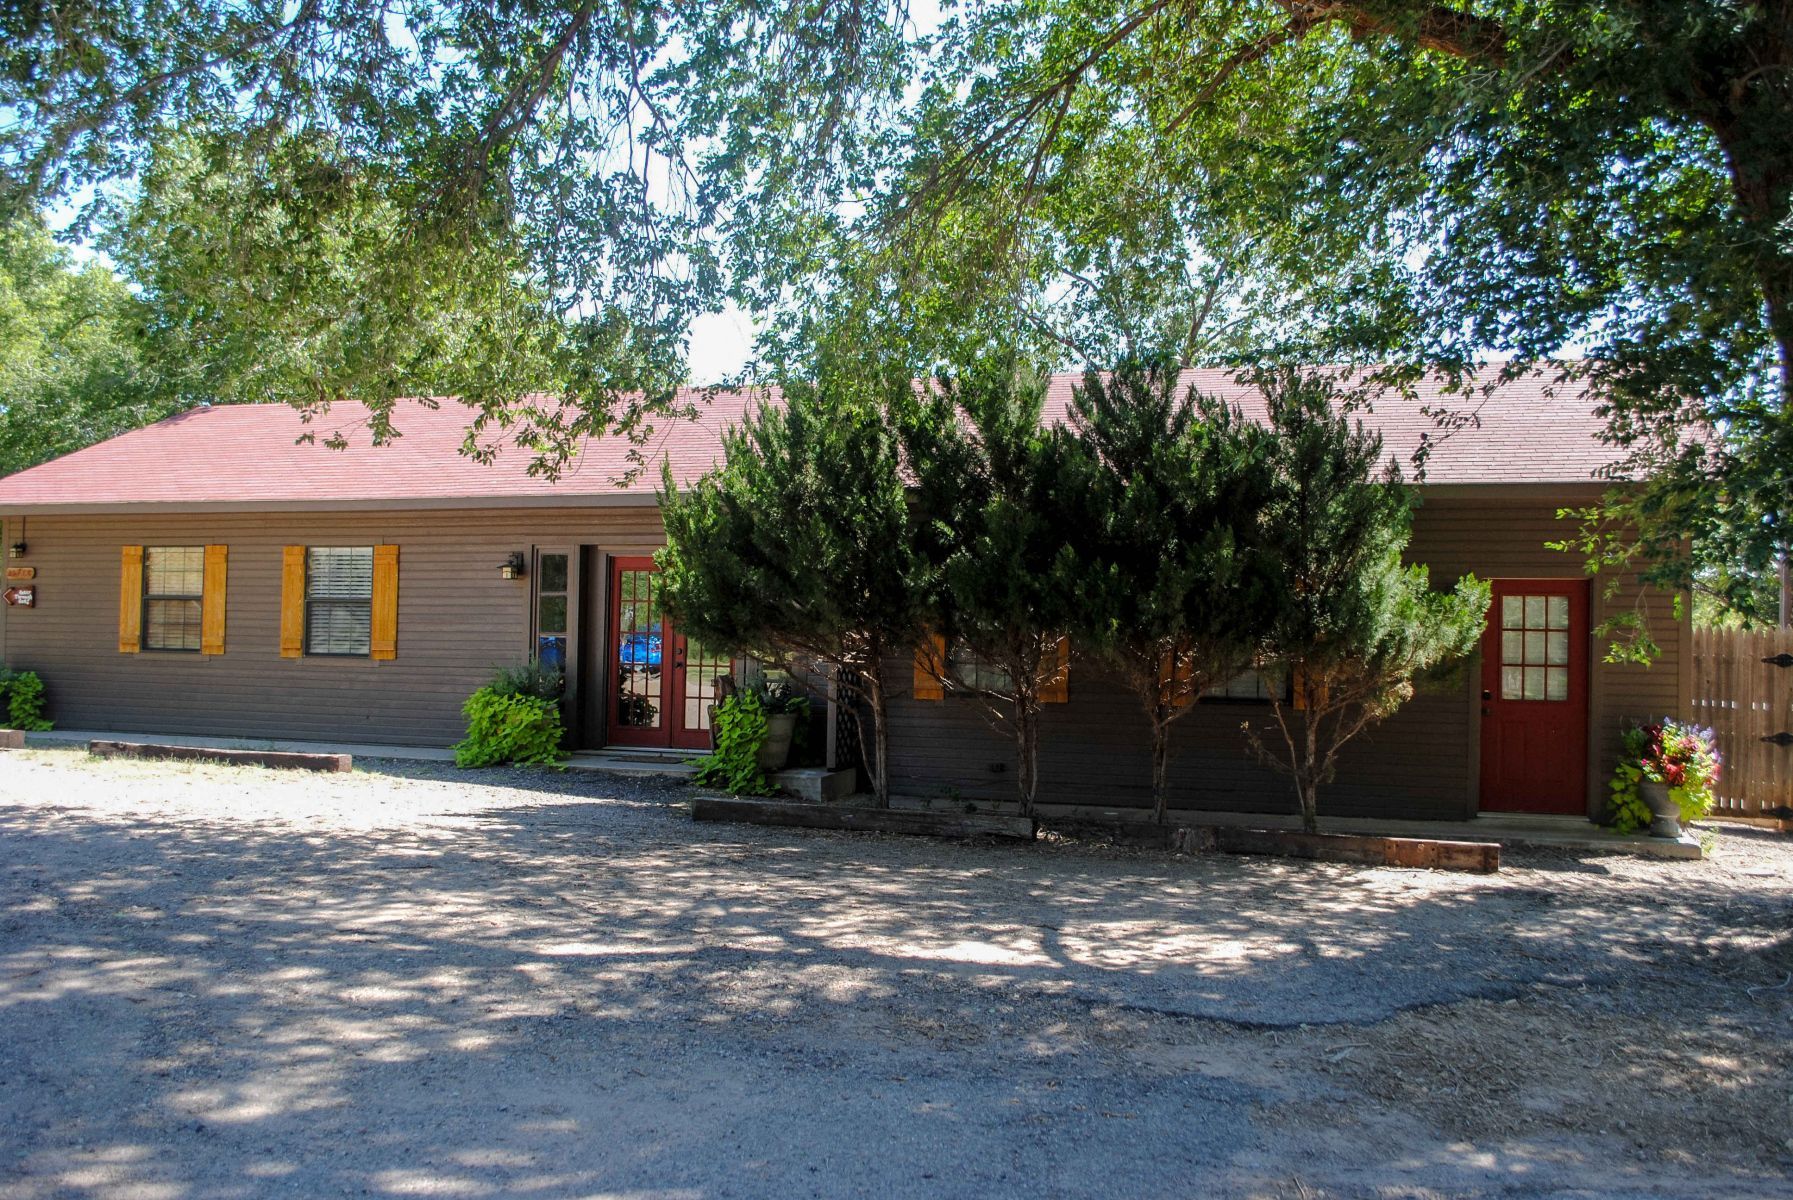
[200,544,228,655]
[118,545,144,653]
[1039,636,1071,704]
[1160,646,1196,709]
[280,546,306,658]
[913,633,946,701]
[370,544,399,661]
[1291,665,1328,711]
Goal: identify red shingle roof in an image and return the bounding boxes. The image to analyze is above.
[0,367,1621,512]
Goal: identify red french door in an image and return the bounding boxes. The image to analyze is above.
[1479,580,1591,814]
[606,558,730,750]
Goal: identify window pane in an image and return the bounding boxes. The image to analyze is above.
[145,598,202,651]
[307,547,373,599]
[539,553,567,593]
[144,546,203,597]
[1523,666,1545,700]
[1546,632,1569,666]
[1523,596,1546,628]
[1546,596,1570,630]
[1545,667,1569,701]
[537,594,567,635]
[1501,631,1523,665]
[1501,596,1523,629]
[1523,631,1546,664]
[307,602,371,655]
[1501,666,1523,700]
[537,635,567,672]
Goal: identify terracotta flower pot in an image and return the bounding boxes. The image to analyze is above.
[1638,780,1680,839]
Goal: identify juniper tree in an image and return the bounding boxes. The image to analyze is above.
[1063,358,1275,823]
[1242,369,1490,833]
[898,360,1081,818]
[657,365,929,806]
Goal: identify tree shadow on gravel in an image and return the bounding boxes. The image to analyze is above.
[0,762,1788,1199]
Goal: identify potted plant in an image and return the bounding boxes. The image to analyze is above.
[1606,719,1722,838]
[753,680,810,772]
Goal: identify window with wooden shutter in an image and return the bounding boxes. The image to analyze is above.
[304,546,374,656]
[141,546,204,652]
[118,545,144,653]
[1206,667,1288,703]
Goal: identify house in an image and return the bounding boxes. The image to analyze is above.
[0,369,1686,823]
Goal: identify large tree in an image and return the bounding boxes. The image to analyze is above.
[0,210,168,475]
[898,360,1083,818]
[656,360,931,806]
[1062,358,1274,823]
[6,2,1787,602]
[1242,369,1490,832]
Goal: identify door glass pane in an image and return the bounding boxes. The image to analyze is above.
[1502,665,1523,700]
[1523,631,1546,664]
[682,636,733,731]
[1501,596,1523,629]
[1546,595,1569,630]
[615,570,662,728]
[1501,631,1523,664]
[1546,631,1569,665]
[1523,666,1545,701]
[1545,666,1569,701]
[1524,595,1546,628]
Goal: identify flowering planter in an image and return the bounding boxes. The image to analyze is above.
[1638,780,1681,839]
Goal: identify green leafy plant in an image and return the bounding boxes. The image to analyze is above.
[453,670,567,769]
[0,669,52,731]
[691,690,775,796]
[1606,719,1723,834]
[488,660,565,702]
[752,679,810,718]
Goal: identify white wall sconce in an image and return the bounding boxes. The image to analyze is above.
[500,552,526,580]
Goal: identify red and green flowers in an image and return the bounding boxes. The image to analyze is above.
[1606,719,1723,834]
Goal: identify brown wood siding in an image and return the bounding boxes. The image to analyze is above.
[0,495,1688,823]
[883,497,1687,822]
[0,507,665,746]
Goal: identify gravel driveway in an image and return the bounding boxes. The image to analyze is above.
[0,748,1788,1199]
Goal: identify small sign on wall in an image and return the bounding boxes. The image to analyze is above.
[4,566,34,582]
[3,586,34,607]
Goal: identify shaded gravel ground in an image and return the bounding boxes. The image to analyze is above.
[0,748,1788,1200]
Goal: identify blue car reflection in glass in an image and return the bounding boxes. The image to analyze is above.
[619,632,663,668]
[537,635,567,672]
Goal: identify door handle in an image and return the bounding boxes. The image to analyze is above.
[1481,689,1492,701]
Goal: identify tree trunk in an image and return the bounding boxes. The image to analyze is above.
[865,665,890,808]
[1150,711,1172,825]
[1014,693,1039,818]
[1299,711,1321,834]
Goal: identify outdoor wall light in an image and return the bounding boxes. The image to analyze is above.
[500,552,526,580]
[7,542,25,560]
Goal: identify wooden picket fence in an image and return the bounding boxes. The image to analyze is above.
[1689,626,1793,829]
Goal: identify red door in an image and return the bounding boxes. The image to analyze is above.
[606,558,730,750]
[1479,580,1590,814]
